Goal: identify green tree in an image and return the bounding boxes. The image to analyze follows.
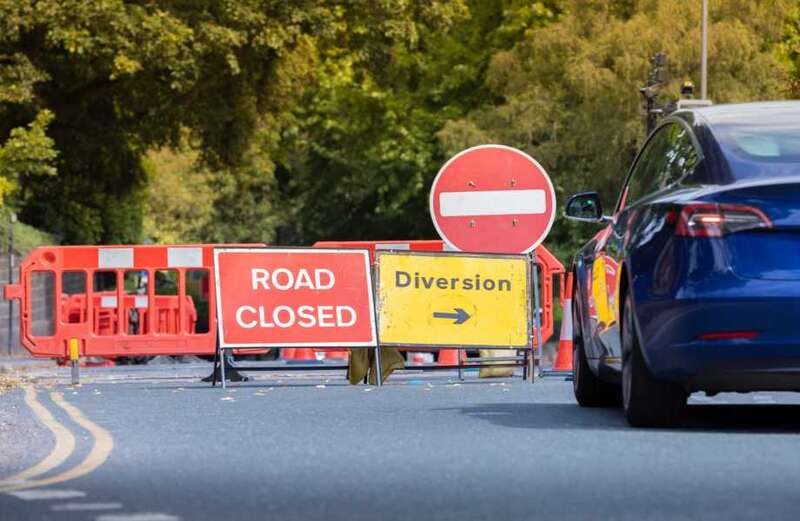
[0,0,461,244]
[438,0,793,261]
[275,0,557,245]
[0,110,57,206]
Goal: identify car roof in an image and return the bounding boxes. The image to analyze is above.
[676,100,800,126]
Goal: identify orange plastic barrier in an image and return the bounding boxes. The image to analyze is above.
[3,244,262,361]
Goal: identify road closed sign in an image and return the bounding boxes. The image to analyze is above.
[214,248,377,348]
[376,251,531,348]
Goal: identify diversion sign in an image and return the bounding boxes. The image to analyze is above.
[376,251,531,348]
[214,248,377,348]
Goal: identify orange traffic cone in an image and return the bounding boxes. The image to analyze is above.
[438,349,459,365]
[320,349,349,360]
[293,348,317,361]
[552,274,574,372]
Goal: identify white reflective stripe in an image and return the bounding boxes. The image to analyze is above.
[100,296,117,308]
[167,247,203,268]
[134,296,148,308]
[439,189,546,217]
[98,248,133,268]
[375,243,410,251]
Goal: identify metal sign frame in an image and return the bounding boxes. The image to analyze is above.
[374,250,533,351]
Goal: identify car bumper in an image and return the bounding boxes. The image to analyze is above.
[637,297,800,392]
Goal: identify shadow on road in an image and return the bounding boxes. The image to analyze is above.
[681,404,800,432]
[442,402,800,433]
[438,402,628,431]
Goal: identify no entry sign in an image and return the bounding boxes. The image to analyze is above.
[214,248,377,348]
[430,145,556,254]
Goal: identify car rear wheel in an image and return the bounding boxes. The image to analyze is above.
[622,294,687,427]
[573,296,621,407]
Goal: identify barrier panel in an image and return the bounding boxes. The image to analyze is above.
[3,244,263,362]
[313,240,564,378]
[211,247,380,388]
[3,240,566,384]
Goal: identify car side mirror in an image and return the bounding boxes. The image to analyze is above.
[564,192,609,223]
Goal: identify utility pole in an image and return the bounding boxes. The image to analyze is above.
[701,0,708,100]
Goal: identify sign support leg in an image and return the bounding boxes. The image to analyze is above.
[220,347,227,390]
[458,349,464,381]
[211,337,220,387]
[531,251,543,383]
[373,345,383,387]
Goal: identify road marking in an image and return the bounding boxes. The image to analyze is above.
[0,390,114,493]
[8,489,86,500]
[96,513,181,521]
[52,502,123,511]
[0,386,76,488]
[439,189,545,216]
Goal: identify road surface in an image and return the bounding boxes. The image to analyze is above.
[2,362,800,521]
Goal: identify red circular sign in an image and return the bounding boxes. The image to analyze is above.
[430,145,556,254]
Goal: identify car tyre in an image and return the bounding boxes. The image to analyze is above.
[572,295,621,407]
[622,294,686,427]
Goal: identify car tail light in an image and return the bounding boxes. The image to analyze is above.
[697,331,759,341]
[675,203,772,237]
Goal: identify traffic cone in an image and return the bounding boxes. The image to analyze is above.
[293,348,317,361]
[320,348,349,360]
[438,349,459,366]
[552,274,574,372]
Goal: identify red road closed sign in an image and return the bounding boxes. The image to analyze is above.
[214,248,377,348]
[430,145,556,254]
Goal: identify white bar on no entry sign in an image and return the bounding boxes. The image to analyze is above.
[439,189,546,217]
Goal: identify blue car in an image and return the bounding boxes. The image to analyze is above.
[564,101,800,427]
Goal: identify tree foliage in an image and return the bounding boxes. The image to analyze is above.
[438,0,793,259]
[0,0,462,243]
[0,0,798,262]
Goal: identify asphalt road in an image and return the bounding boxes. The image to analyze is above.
[2,363,800,521]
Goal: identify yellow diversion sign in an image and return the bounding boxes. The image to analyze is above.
[376,251,531,348]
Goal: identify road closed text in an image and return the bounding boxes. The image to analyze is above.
[235,267,357,329]
[215,249,377,347]
[236,304,357,329]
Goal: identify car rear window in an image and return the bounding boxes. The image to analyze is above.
[719,126,800,162]
[709,110,800,180]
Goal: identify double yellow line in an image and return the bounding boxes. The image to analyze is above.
[0,386,114,493]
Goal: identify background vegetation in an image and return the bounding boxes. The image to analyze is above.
[0,0,797,261]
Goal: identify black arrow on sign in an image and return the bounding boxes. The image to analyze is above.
[433,308,471,325]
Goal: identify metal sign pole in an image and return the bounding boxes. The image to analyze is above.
[531,251,543,382]
[371,263,383,388]
[220,344,228,390]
